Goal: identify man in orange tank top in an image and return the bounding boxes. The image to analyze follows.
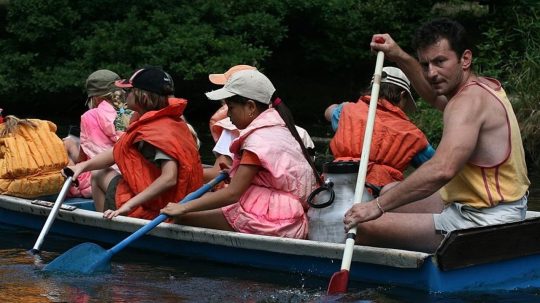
[343,18,530,253]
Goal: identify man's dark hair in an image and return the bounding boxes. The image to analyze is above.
[412,18,471,58]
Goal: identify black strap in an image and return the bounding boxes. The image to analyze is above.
[365,182,382,198]
[307,182,335,208]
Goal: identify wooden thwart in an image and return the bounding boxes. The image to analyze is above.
[436,216,540,271]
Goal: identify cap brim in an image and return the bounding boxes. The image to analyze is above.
[208,74,227,85]
[114,79,133,88]
[205,87,236,101]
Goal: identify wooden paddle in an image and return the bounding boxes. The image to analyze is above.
[327,44,385,294]
[30,168,75,254]
[43,172,228,274]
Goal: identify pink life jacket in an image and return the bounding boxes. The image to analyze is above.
[223,109,317,238]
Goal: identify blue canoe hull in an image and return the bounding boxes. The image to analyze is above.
[1,194,540,293]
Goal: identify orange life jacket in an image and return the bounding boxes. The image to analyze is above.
[329,96,428,186]
[0,118,68,198]
[113,98,204,219]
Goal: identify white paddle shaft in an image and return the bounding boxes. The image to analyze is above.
[32,176,73,252]
[340,51,385,270]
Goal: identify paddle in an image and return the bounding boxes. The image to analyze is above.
[30,168,75,254]
[43,171,228,274]
[327,44,385,294]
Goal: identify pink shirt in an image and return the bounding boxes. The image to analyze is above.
[69,101,122,198]
[80,101,122,161]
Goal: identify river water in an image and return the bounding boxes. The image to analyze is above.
[1,125,539,302]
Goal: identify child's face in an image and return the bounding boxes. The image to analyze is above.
[225,99,255,130]
[125,89,141,113]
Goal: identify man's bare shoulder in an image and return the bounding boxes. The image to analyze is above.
[447,83,499,111]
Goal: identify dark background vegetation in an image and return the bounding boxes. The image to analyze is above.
[0,0,539,169]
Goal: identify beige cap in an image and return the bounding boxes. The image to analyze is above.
[208,65,257,85]
[205,70,275,104]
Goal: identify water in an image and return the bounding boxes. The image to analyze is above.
[2,230,540,303]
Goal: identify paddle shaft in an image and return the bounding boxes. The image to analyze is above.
[109,172,228,255]
[31,176,73,253]
[340,51,385,270]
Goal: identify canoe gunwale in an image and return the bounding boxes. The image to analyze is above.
[0,194,430,269]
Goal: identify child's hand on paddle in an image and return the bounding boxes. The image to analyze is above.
[62,167,80,186]
[160,202,187,217]
[218,162,231,184]
[218,161,230,171]
[63,165,81,180]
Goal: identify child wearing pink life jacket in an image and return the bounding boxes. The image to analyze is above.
[63,69,132,198]
[204,65,315,183]
[161,70,320,239]
[68,67,203,220]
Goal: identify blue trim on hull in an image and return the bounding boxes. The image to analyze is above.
[2,207,540,293]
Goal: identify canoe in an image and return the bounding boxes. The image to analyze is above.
[1,193,540,293]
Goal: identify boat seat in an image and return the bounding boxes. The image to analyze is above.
[435,215,540,271]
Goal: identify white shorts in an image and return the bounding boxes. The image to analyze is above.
[433,194,528,235]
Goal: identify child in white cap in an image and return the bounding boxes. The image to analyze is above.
[204,65,315,183]
[161,70,320,239]
[324,66,435,193]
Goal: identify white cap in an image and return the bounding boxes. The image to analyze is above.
[379,66,416,112]
[205,70,276,104]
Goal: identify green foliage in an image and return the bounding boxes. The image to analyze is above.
[0,0,287,107]
[475,0,540,168]
[409,100,444,147]
[0,0,437,121]
[283,0,436,70]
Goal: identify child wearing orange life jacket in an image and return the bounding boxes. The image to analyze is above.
[325,66,435,189]
[161,70,320,239]
[68,67,203,220]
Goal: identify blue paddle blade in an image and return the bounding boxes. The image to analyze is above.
[43,172,229,274]
[43,242,112,274]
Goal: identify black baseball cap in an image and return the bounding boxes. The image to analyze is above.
[115,67,174,96]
